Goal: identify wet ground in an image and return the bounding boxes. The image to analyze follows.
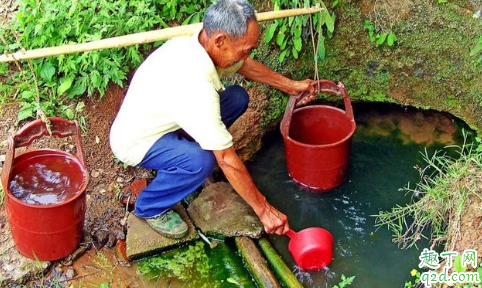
[246,102,468,287]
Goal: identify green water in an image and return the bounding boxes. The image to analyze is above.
[246,104,465,288]
[138,240,257,288]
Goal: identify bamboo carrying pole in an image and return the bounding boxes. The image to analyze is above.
[0,7,322,63]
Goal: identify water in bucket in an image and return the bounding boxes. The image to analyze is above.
[9,154,85,205]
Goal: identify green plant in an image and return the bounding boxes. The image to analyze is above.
[470,35,482,66]
[363,19,397,47]
[264,0,337,63]
[404,269,421,288]
[332,274,355,288]
[0,186,4,207]
[0,0,213,122]
[138,241,212,287]
[375,134,482,250]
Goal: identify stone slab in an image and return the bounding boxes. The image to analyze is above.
[0,208,51,286]
[187,182,263,238]
[126,203,198,261]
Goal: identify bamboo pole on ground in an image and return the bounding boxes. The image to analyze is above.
[0,7,322,63]
[258,238,304,288]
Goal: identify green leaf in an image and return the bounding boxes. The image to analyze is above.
[57,77,74,95]
[376,33,387,46]
[363,19,374,30]
[293,26,302,38]
[67,81,86,98]
[227,277,240,285]
[477,267,482,284]
[387,32,397,46]
[0,63,8,75]
[264,23,278,43]
[317,33,326,60]
[292,47,299,59]
[18,105,35,122]
[182,14,195,25]
[279,49,288,63]
[470,42,482,56]
[64,107,75,120]
[276,32,285,47]
[19,91,34,101]
[75,101,85,113]
[325,11,335,33]
[40,63,56,82]
[294,37,302,52]
[454,255,466,273]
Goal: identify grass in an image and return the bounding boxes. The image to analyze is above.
[375,133,482,250]
[0,186,4,206]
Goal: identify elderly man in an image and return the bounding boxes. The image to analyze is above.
[110,0,314,239]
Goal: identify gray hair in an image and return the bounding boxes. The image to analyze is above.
[203,0,256,39]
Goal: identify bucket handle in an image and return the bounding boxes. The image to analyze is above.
[1,117,86,189]
[281,80,353,138]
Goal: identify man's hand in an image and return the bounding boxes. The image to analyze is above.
[213,147,290,235]
[291,79,316,107]
[256,200,290,235]
[238,59,315,106]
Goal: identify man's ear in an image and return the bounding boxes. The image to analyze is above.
[214,33,227,48]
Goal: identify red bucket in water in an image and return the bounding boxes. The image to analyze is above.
[1,117,88,261]
[281,80,356,192]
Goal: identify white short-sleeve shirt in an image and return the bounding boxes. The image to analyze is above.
[110,30,239,166]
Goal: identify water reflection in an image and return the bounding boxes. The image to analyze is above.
[9,155,85,205]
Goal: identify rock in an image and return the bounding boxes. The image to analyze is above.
[125,204,198,261]
[187,182,264,238]
[65,267,76,279]
[229,87,268,161]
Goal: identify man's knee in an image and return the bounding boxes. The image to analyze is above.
[190,150,216,179]
[227,85,249,114]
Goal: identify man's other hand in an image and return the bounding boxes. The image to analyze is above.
[257,201,290,235]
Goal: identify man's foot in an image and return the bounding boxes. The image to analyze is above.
[146,210,189,239]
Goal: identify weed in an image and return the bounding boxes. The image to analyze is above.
[138,241,212,287]
[0,0,212,122]
[0,186,4,206]
[375,132,482,250]
[363,19,397,47]
[470,35,482,66]
[332,274,355,288]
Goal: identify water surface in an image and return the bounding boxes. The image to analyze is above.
[247,103,465,287]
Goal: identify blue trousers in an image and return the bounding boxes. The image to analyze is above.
[134,85,249,218]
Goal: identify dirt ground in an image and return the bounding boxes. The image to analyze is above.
[0,82,152,265]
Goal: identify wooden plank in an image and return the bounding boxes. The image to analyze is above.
[235,237,282,288]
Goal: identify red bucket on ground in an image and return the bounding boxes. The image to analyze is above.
[1,117,88,261]
[281,80,356,192]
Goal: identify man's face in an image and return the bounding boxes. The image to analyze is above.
[210,20,260,68]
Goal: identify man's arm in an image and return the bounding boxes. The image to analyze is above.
[213,147,289,235]
[238,57,315,105]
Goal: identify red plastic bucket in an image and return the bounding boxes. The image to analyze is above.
[1,117,88,261]
[286,228,334,270]
[281,80,356,192]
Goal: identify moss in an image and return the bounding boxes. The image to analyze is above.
[251,0,482,132]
